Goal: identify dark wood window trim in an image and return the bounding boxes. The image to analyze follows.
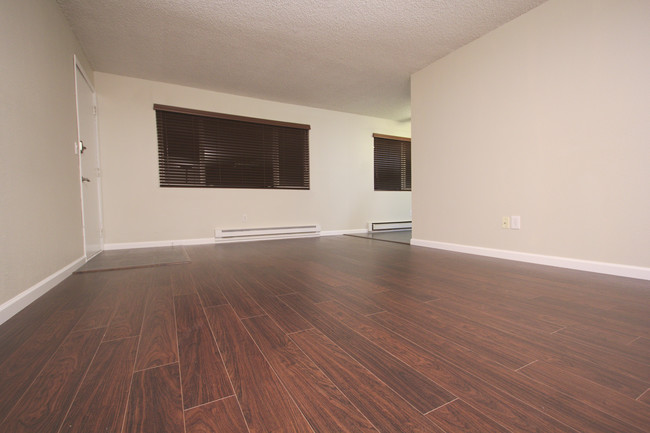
[373,133,411,191]
[153,104,311,130]
[372,133,411,142]
[155,104,310,190]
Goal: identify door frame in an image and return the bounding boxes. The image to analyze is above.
[74,55,104,260]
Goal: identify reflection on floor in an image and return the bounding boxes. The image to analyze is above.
[345,230,411,245]
[75,246,190,273]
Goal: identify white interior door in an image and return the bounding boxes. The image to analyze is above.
[75,60,103,259]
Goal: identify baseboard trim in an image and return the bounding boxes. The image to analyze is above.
[104,238,215,250]
[105,230,370,249]
[410,238,650,281]
[0,256,86,326]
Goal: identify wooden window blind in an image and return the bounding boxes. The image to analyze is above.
[154,104,310,189]
[373,133,411,191]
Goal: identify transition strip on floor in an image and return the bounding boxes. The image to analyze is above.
[345,230,412,245]
[75,246,191,273]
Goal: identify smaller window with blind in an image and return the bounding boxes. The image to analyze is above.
[154,104,310,190]
[373,134,411,191]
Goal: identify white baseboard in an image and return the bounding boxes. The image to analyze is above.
[410,238,650,281]
[105,229,370,249]
[104,238,214,250]
[0,256,86,326]
[321,229,367,236]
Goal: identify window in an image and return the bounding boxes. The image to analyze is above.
[373,133,411,191]
[154,104,310,189]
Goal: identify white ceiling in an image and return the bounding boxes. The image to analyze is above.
[57,0,547,121]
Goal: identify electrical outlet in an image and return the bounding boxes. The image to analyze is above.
[501,216,510,229]
[511,215,521,230]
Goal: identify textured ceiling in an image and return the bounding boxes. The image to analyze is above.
[57,0,547,120]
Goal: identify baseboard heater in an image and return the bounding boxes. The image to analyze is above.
[368,221,412,232]
[214,224,321,243]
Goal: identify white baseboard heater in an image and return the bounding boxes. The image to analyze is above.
[214,224,321,243]
[368,221,412,232]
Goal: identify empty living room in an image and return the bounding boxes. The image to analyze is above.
[1,1,648,432]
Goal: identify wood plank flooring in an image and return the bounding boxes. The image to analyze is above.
[0,236,648,432]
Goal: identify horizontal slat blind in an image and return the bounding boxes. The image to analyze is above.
[155,106,309,189]
[373,135,411,191]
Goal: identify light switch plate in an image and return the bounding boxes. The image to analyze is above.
[511,215,521,229]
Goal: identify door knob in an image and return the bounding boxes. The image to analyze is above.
[82,177,91,183]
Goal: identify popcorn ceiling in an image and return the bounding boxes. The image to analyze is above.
[57,0,547,120]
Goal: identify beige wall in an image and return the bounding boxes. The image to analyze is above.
[412,0,650,267]
[0,0,92,306]
[96,73,411,245]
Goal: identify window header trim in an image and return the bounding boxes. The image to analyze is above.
[372,133,411,142]
[153,104,311,130]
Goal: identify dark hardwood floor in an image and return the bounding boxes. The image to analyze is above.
[1,236,649,432]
